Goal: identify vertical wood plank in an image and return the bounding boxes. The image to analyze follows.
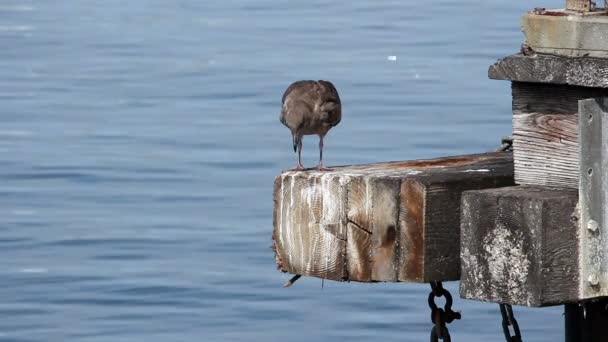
[579,97,608,299]
[370,177,401,282]
[398,179,425,281]
[346,177,372,281]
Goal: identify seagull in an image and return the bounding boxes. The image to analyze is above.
[280,80,341,171]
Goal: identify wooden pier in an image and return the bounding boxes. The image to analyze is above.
[272,1,608,341]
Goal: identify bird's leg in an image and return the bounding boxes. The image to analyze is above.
[317,135,332,171]
[292,135,304,171]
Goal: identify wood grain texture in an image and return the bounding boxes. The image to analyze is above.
[460,186,579,306]
[345,177,372,281]
[369,178,400,281]
[398,180,424,281]
[489,53,608,88]
[273,172,347,280]
[273,152,515,283]
[511,82,608,188]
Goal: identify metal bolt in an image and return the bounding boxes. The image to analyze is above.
[588,274,600,286]
[588,220,599,232]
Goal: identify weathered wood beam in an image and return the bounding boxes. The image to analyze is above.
[511,82,608,188]
[272,152,514,283]
[489,53,608,88]
[460,186,579,306]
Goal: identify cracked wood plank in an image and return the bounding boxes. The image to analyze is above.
[272,152,515,283]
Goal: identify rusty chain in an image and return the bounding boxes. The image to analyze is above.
[499,304,522,342]
[428,281,461,342]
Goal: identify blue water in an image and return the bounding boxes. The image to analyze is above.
[1,1,565,341]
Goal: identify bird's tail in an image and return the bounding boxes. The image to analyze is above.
[292,134,301,153]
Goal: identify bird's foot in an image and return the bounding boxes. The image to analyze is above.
[291,163,305,171]
[316,163,333,171]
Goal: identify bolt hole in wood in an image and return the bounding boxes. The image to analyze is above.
[588,168,593,176]
[588,113,593,123]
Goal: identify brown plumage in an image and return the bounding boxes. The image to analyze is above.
[280,80,341,170]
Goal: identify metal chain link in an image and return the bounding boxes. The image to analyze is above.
[499,304,522,342]
[428,281,461,342]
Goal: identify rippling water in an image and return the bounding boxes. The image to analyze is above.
[2,1,565,341]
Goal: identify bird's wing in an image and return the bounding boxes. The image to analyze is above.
[280,81,317,130]
[316,80,341,104]
[317,80,342,127]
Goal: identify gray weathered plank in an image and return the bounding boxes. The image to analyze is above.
[513,112,579,188]
[579,97,608,299]
[460,186,579,306]
[489,53,608,88]
[511,82,608,188]
[273,152,515,283]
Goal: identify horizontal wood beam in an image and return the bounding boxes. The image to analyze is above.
[511,82,608,188]
[460,186,579,306]
[273,152,514,283]
[489,53,608,88]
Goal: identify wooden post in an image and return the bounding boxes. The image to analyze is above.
[272,152,514,283]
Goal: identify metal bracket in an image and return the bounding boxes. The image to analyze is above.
[579,98,608,298]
